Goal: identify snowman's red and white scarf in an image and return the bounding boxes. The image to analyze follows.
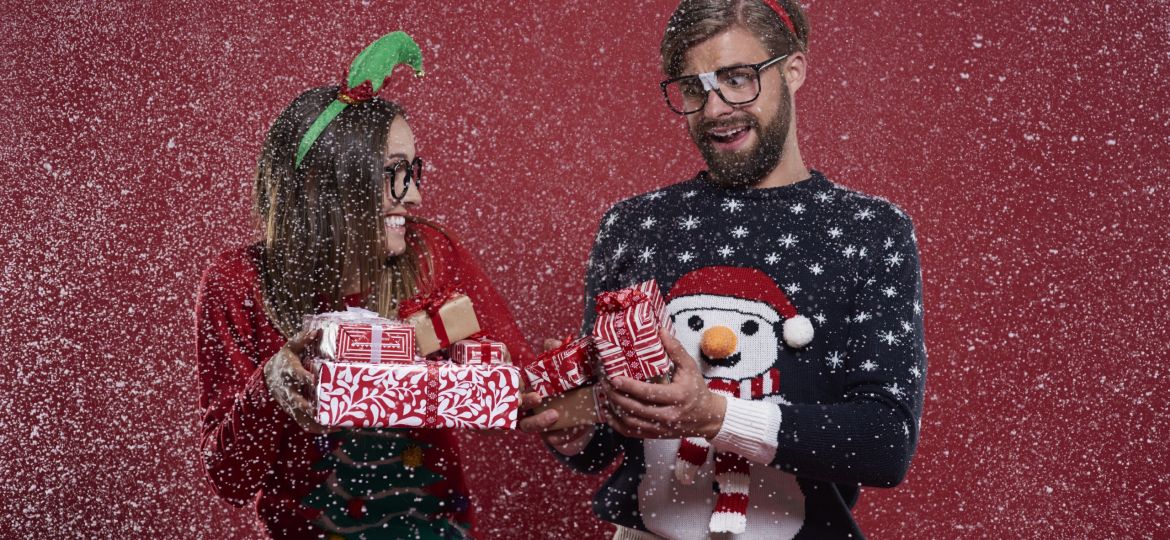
[675,367,781,534]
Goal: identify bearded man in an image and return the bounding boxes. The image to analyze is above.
[521,1,929,538]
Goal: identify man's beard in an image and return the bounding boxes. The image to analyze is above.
[690,89,791,188]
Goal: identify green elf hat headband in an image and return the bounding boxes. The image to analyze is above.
[295,31,425,168]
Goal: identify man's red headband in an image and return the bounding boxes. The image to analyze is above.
[761,0,797,37]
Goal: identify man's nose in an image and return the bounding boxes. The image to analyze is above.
[701,89,735,117]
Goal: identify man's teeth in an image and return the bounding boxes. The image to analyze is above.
[384,216,406,227]
[710,126,748,139]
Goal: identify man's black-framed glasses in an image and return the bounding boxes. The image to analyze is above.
[385,157,423,200]
[660,54,789,115]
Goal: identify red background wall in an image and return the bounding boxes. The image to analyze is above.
[2,1,1167,538]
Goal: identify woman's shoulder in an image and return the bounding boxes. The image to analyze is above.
[198,243,263,299]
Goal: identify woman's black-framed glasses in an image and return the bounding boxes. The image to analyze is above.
[660,54,789,115]
[385,157,423,201]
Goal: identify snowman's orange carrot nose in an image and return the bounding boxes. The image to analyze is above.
[700,326,737,359]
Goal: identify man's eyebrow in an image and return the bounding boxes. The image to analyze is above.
[384,152,409,162]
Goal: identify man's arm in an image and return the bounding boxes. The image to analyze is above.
[763,212,927,486]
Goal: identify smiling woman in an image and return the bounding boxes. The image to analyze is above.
[194,33,535,539]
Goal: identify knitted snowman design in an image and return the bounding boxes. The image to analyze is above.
[666,266,813,534]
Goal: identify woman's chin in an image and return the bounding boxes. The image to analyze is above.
[383,240,407,258]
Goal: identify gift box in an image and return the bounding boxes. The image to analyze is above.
[451,337,509,365]
[591,280,674,381]
[316,361,521,429]
[303,307,416,364]
[533,385,606,431]
[399,287,482,356]
[523,336,596,399]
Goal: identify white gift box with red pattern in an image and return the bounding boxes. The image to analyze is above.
[315,361,521,429]
[591,280,674,381]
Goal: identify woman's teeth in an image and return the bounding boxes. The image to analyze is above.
[384,216,406,228]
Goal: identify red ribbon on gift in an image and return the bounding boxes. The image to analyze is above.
[400,286,462,348]
[594,289,648,313]
[595,291,645,372]
[423,362,442,428]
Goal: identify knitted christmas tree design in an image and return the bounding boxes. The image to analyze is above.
[301,430,467,539]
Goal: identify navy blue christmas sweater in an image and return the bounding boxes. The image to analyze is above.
[555,170,928,540]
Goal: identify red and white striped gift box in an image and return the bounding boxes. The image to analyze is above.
[305,308,416,364]
[591,280,674,381]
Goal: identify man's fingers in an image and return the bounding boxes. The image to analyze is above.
[542,338,563,352]
[660,329,698,373]
[604,387,675,424]
[607,375,683,406]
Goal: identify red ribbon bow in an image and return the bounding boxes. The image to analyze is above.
[400,286,463,349]
[595,289,648,313]
[399,286,461,319]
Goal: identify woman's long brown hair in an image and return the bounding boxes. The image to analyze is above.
[253,86,432,337]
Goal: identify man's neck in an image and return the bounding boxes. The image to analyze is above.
[755,142,808,189]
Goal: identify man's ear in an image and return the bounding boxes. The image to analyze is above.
[784,51,808,93]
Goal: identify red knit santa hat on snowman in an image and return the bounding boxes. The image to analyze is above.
[666,265,814,349]
[667,265,814,534]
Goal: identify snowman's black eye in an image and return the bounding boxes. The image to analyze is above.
[687,315,704,331]
[741,320,759,336]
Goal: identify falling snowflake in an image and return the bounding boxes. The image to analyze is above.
[814,191,833,203]
[881,286,897,297]
[909,365,921,379]
[683,190,697,198]
[878,330,901,345]
[638,246,655,262]
[860,359,878,371]
[885,382,904,397]
[813,313,827,324]
[717,245,735,258]
[827,227,843,238]
[640,217,657,229]
[764,252,780,264]
[779,233,797,248]
[645,191,664,200]
[826,351,844,368]
[809,263,823,275]
[913,301,923,315]
[679,215,700,230]
[883,237,894,249]
[854,311,871,323]
[677,251,695,263]
[605,213,620,227]
[784,282,801,294]
[884,252,904,267]
[858,247,868,258]
[854,208,875,220]
[900,320,913,332]
[842,245,857,258]
[731,226,749,238]
[614,242,627,259]
[722,199,743,213]
[790,203,805,214]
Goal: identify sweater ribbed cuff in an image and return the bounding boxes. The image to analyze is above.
[710,397,781,464]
